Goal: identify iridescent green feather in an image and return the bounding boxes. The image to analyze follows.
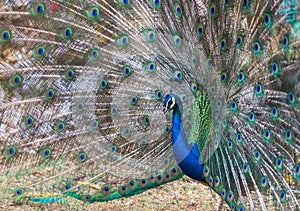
[187,90,213,159]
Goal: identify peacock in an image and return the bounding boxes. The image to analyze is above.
[0,0,299,210]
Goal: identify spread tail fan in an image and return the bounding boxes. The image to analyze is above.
[0,0,299,210]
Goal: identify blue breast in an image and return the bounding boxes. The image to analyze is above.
[171,108,205,181]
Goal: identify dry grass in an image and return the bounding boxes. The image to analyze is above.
[1,176,230,211]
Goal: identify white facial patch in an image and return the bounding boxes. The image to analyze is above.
[170,97,175,109]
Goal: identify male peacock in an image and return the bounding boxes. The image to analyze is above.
[0,0,299,210]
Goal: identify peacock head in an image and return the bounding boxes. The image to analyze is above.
[163,93,182,115]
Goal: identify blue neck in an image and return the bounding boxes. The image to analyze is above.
[171,107,205,181]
